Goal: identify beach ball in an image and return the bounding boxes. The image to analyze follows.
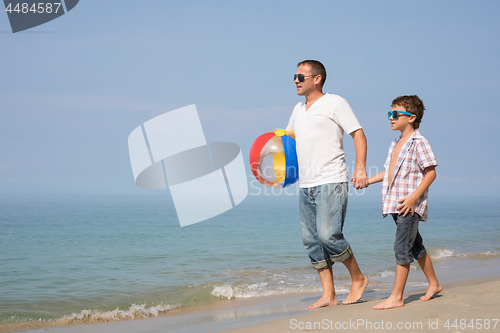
[249,129,298,188]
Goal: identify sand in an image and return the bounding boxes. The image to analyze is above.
[219,277,500,333]
[2,276,499,333]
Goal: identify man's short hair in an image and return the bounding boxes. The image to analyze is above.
[297,60,327,88]
[391,95,425,129]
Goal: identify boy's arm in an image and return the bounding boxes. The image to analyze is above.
[350,129,368,189]
[397,166,437,217]
[367,171,385,185]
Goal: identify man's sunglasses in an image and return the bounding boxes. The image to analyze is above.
[293,74,318,82]
[388,111,419,120]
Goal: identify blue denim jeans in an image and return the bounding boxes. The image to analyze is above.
[299,182,352,269]
[392,213,427,265]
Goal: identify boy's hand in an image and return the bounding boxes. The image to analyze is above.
[397,196,417,217]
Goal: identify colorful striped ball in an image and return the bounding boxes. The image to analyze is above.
[249,129,299,188]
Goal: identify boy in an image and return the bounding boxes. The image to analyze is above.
[365,95,441,310]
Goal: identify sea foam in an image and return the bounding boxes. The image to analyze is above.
[429,248,454,259]
[211,283,234,299]
[62,303,175,323]
[210,282,348,299]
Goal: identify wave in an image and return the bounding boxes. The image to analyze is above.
[429,248,455,259]
[368,270,395,278]
[210,282,349,300]
[61,303,176,323]
[428,248,500,260]
[457,251,500,257]
[211,284,235,299]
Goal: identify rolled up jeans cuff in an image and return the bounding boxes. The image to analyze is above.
[311,258,333,270]
[330,245,352,263]
[311,246,353,269]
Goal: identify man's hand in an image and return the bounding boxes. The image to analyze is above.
[350,129,368,190]
[351,167,368,189]
[397,195,417,217]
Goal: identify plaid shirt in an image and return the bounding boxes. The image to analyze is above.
[382,130,437,222]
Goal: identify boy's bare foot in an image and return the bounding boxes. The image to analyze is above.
[343,275,369,304]
[420,284,442,301]
[373,296,404,310]
[308,296,339,309]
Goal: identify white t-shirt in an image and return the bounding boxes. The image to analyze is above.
[286,93,362,188]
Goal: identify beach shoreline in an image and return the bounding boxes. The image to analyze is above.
[0,292,313,333]
[2,272,499,333]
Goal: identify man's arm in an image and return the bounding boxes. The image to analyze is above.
[350,129,368,189]
[397,166,437,216]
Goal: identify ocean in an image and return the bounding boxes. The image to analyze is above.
[1,192,499,326]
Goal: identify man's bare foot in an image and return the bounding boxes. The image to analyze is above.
[343,275,369,304]
[373,296,404,310]
[308,296,339,309]
[420,284,442,301]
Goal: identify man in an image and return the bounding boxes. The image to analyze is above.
[286,60,369,309]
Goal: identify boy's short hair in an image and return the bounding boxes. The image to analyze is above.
[391,95,425,129]
[297,60,327,88]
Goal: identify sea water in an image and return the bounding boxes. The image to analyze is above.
[1,193,499,325]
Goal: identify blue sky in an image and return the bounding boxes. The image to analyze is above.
[1,0,499,196]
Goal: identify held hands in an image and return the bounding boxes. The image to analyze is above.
[397,196,417,217]
[351,167,368,190]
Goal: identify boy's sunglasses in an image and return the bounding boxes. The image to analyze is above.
[293,74,318,82]
[388,111,419,120]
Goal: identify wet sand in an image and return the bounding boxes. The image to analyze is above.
[219,276,500,333]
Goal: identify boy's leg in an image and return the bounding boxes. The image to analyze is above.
[374,213,419,310]
[417,253,442,300]
[373,263,410,309]
[411,227,442,301]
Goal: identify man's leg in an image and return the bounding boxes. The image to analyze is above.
[342,254,369,304]
[316,183,368,305]
[373,263,409,309]
[299,187,337,309]
[308,266,339,309]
